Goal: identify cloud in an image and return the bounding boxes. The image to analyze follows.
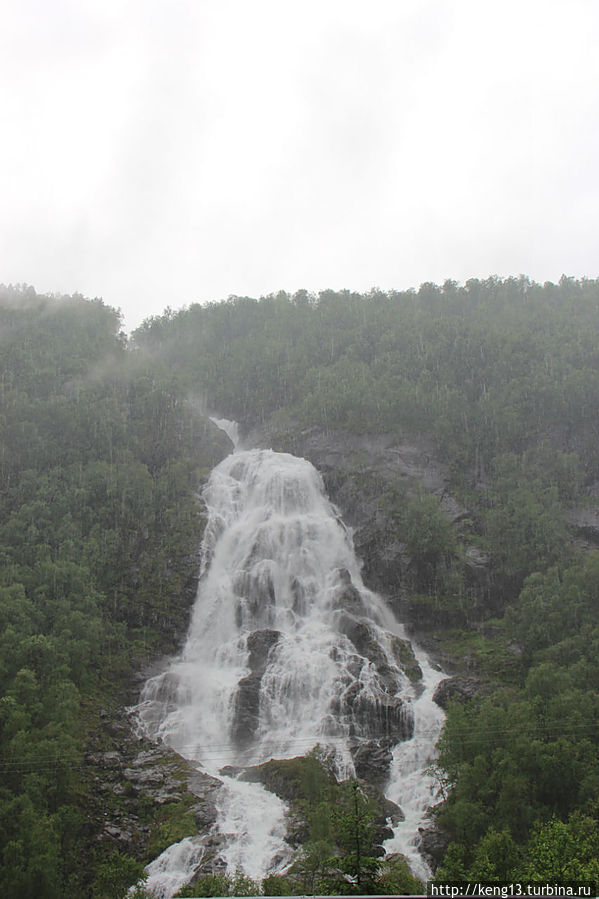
[1,0,598,329]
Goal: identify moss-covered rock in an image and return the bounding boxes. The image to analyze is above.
[390,634,423,683]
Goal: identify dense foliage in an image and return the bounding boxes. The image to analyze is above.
[0,286,226,897]
[134,277,599,477]
[3,276,599,893]
[134,277,599,884]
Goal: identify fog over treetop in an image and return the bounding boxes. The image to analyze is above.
[1,0,598,329]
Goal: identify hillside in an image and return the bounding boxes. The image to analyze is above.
[1,278,599,894]
[0,286,230,897]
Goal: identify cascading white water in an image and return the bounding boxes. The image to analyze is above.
[136,444,445,896]
[142,838,206,899]
[384,652,445,880]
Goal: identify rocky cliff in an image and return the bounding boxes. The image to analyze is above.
[247,425,493,636]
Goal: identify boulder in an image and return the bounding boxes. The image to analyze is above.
[330,568,367,616]
[418,822,450,871]
[336,612,390,677]
[335,684,414,741]
[350,739,394,786]
[230,672,262,745]
[433,675,484,709]
[247,628,281,673]
[389,635,422,683]
[230,629,281,745]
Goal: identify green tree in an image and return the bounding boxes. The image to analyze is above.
[521,815,599,880]
[92,852,145,899]
[374,854,424,895]
[331,779,378,888]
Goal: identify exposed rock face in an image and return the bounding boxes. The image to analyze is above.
[246,425,494,631]
[330,611,415,743]
[230,672,263,745]
[186,770,225,828]
[247,628,281,672]
[567,504,599,542]
[331,567,368,615]
[332,683,414,742]
[336,611,421,688]
[390,634,423,683]
[336,612,391,676]
[350,739,395,786]
[230,629,281,745]
[433,675,485,709]
[84,707,221,863]
[418,821,450,872]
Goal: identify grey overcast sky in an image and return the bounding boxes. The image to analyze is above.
[1,0,598,330]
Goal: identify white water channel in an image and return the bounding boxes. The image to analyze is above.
[135,429,445,896]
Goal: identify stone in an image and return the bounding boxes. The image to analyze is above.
[433,675,484,709]
[389,635,423,683]
[336,612,390,675]
[246,628,281,673]
[336,683,414,741]
[357,692,414,740]
[230,672,262,745]
[330,568,367,615]
[350,740,394,785]
[230,629,281,745]
[418,822,450,871]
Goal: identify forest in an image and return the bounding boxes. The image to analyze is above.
[1,277,599,896]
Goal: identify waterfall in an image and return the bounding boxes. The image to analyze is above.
[135,444,445,896]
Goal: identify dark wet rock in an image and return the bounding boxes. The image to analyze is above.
[351,691,414,741]
[350,739,394,786]
[186,772,222,828]
[371,661,401,694]
[247,628,281,673]
[230,672,262,745]
[433,675,485,709]
[230,629,281,745]
[418,822,450,871]
[336,612,389,674]
[335,612,421,703]
[188,834,230,878]
[358,780,404,849]
[333,683,414,741]
[234,569,277,617]
[389,635,423,683]
[382,797,405,826]
[331,568,367,615]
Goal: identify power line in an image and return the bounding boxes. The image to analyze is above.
[0,719,597,773]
